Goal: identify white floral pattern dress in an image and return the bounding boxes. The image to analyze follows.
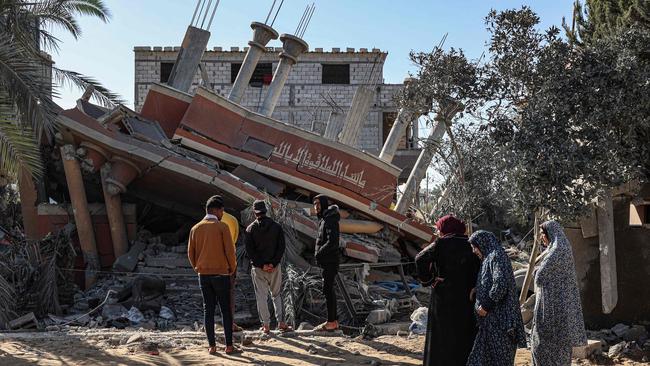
[532,220,587,366]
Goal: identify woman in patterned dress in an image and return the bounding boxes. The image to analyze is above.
[531,220,587,365]
[467,230,526,366]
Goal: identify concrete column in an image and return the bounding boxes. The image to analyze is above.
[17,167,40,240]
[395,119,448,214]
[596,192,618,314]
[259,34,308,117]
[379,108,414,163]
[323,110,345,141]
[395,101,462,214]
[60,144,99,288]
[104,156,142,195]
[100,163,129,259]
[167,26,211,93]
[338,85,375,147]
[228,22,278,103]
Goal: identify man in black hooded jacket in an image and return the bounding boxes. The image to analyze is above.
[312,194,341,331]
[245,200,290,333]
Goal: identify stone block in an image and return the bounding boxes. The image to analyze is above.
[230,46,239,52]
[134,46,151,51]
[314,47,323,52]
[621,325,648,342]
[346,47,355,52]
[153,46,162,51]
[372,322,411,336]
[573,340,603,359]
[331,47,340,53]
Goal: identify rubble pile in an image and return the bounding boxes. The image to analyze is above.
[0,227,76,328]
[586,323,650,362]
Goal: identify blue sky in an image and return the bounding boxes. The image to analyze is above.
[52,0,574,110]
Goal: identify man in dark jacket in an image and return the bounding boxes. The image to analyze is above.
[244,200,290,333]
[312,194,341,331]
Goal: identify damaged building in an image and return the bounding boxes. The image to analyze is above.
[8,11,435,332]
[4,0,649,343]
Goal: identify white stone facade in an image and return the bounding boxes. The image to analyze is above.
[134,47,417,155]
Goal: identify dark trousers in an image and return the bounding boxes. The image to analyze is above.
[199,274,233,347]
[321,262,339,322]
[230,272,236,323]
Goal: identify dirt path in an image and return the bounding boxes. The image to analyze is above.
[0,330,645,365]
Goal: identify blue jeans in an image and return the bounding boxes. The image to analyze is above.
[199,275,233,347]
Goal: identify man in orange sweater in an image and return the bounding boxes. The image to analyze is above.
[188,195,240,355]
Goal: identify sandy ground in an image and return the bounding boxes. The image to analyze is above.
[0,329,646,366]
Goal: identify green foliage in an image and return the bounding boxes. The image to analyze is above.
[406,6,650,226]
[485,7,650,221]
[0,0,122,180]
[565,0,650,44]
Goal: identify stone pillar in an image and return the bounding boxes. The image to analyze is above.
[338,85,375,147]
[167,26,211,93]
[228,22,278,103]
[77,142,109,174]
[100,163,129,259]
[379,108,414,163]
[259,34,308,117]
[596,192,618,314]
[60,144,99,288]
[17,167,40,240]
[395,101,462,214]
[323,110,345,141]
[104,156,142,195]
[395,120,447,214]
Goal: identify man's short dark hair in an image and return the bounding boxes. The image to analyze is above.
[206,195,224,211]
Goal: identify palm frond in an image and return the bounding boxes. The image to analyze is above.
[60,0,111,22]
[0,272,17,327]
[53,66,125,107]
[0,114,44,179]
[0,37,59,134]
[0,0,110,53]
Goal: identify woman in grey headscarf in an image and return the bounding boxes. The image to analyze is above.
[467,230,526,366]
[532,220,587,365]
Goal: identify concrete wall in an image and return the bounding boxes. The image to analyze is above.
[133,47,411,154]
[568,185,650,327]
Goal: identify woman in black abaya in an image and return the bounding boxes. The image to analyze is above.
[415,215,480,366]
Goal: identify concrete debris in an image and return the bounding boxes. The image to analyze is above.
[298,322,314,331]
[126,334,145,345]
[126,306,145,324]
[572,339,603,359]
[159,306,175,320]
[611,323,631,338]
[608,341,627,358]
[8,312,38,330]
[113,241,146,272]
[619,324,648,342]
[101,304,128,321]
[366,309,392,325]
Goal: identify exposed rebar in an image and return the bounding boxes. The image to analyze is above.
[200,0,212,28]
[206,0,220,30]
[298,3,315,38]
[294,4,310,35]
[190,0,203,26]
[270,0,284,27]
[195,0,207,27]
[265,0,277,24]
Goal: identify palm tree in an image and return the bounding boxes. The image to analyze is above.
[0,0,123,182]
